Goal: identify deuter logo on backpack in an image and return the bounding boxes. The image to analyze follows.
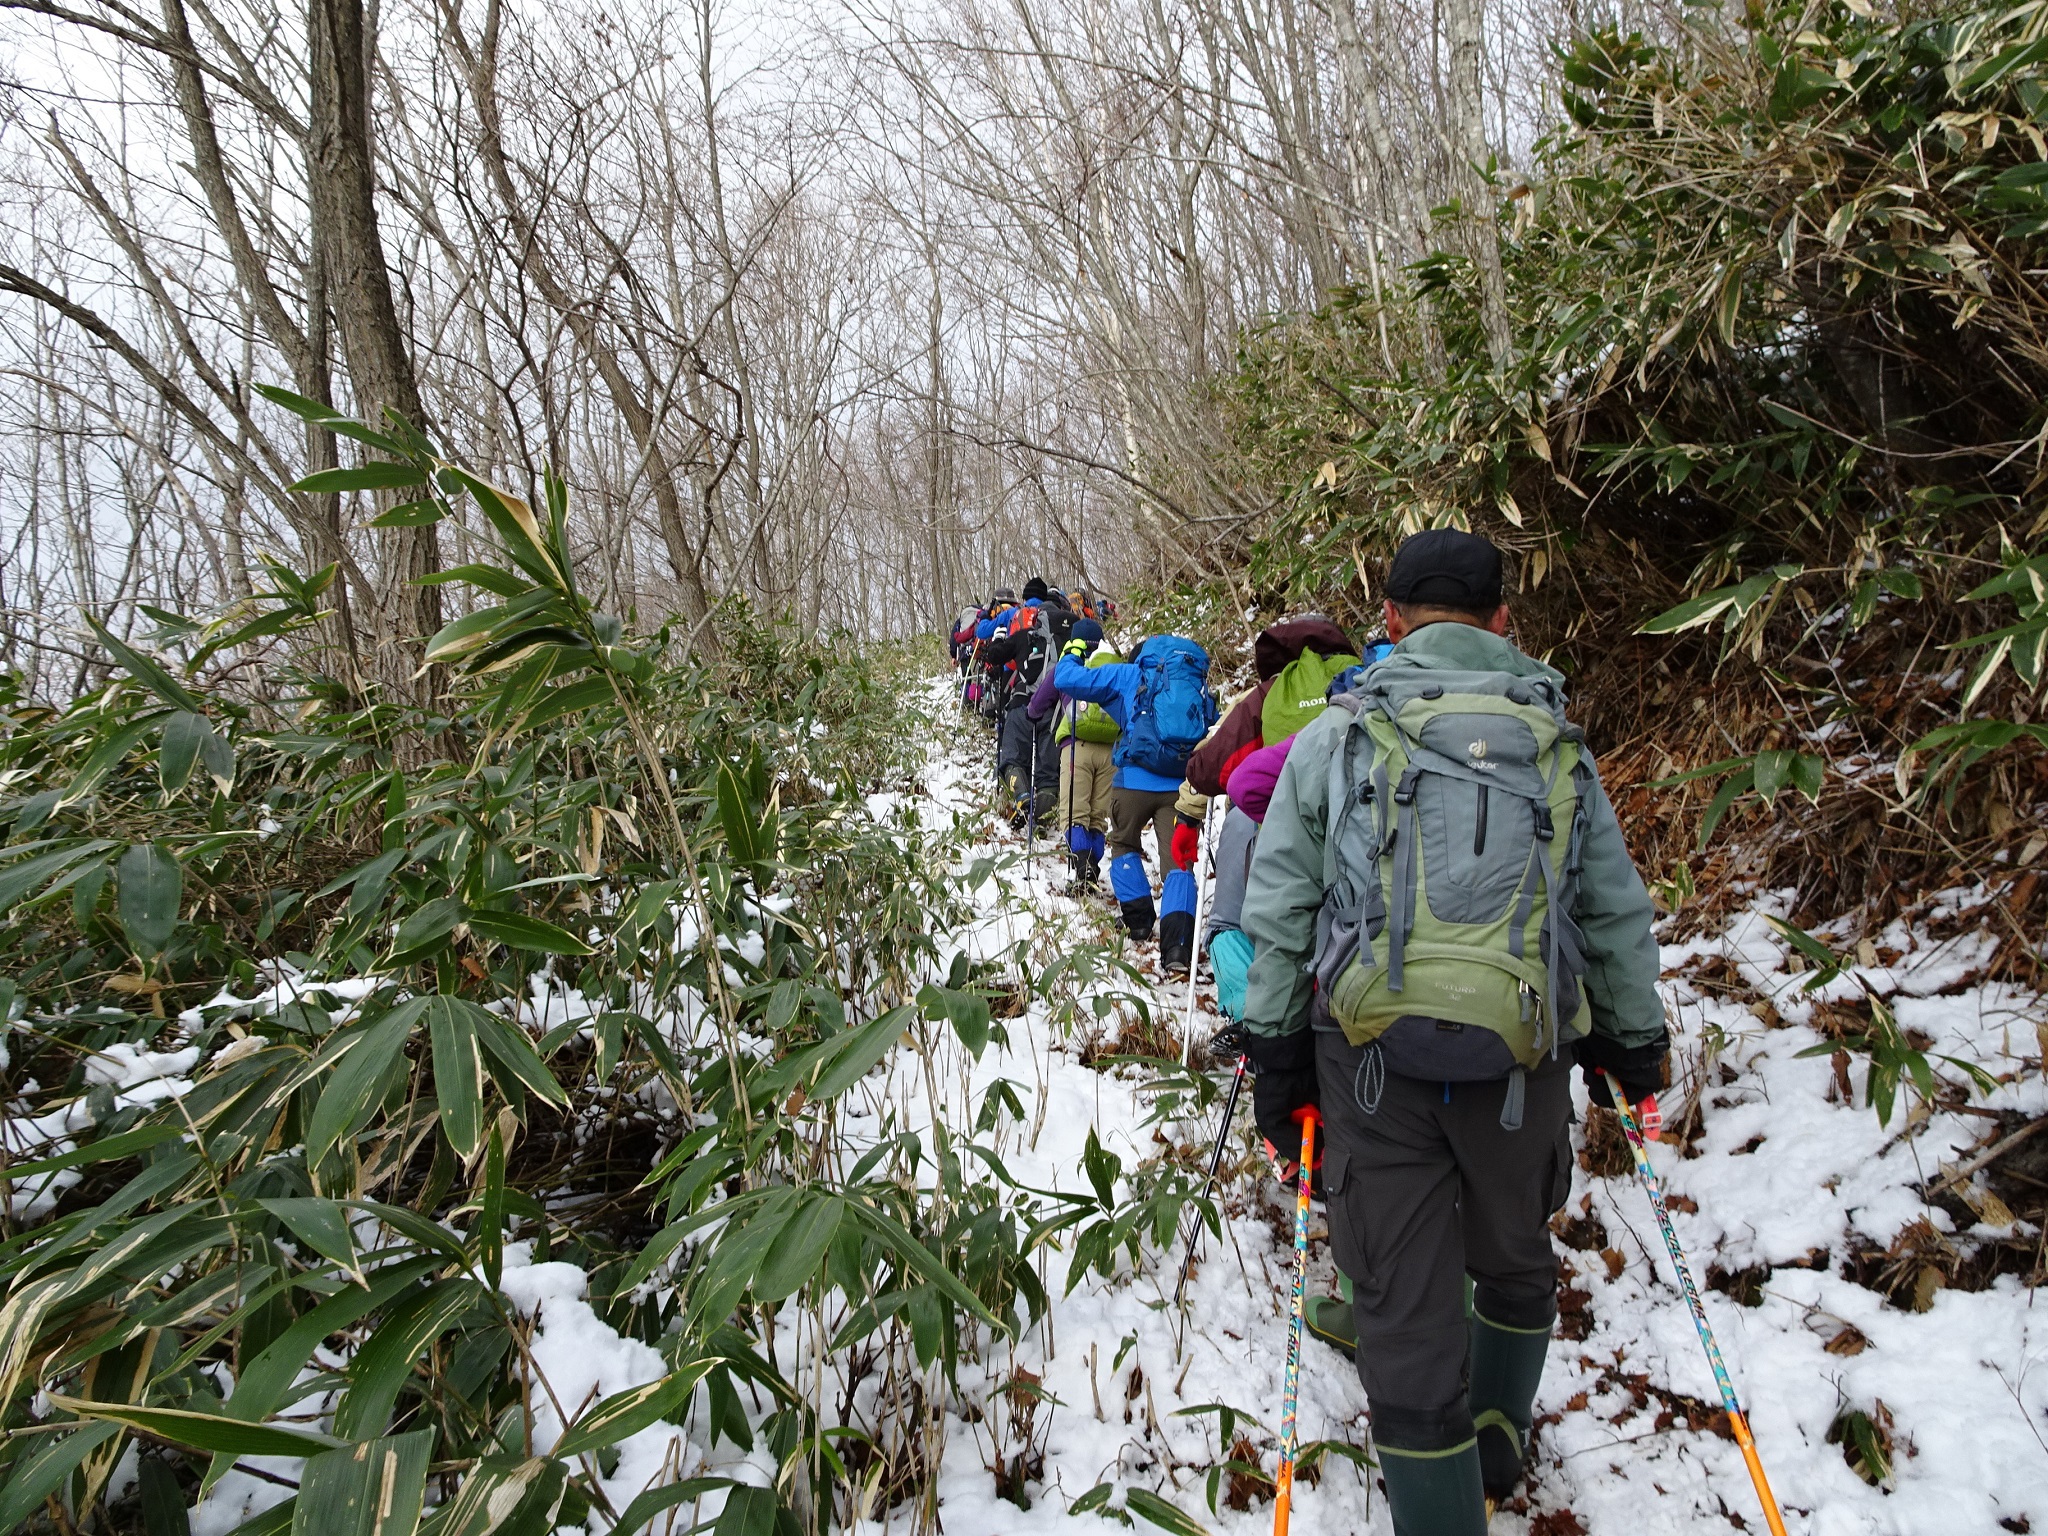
[1114,636,1216,778]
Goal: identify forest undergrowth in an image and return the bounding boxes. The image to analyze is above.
[0,396,1214,1536]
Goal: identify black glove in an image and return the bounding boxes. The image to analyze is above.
[1576,1029,1669,1109]
[1244,1029,1320,1155]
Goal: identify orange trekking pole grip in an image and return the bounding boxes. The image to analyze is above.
[1273,1105,1319,1536]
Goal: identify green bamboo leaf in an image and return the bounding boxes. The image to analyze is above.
[386,896,463,964]
[473,1011,570,1110]
[422,1456,566,1536]
[423,608,510,664]
[711,1484,780,1536]
[1712,266,1741,348]
[61,713,171,805]
[749,1193,843,1304]
[117,842,184,956]
[552,1360,717,1457]
[716,761,764,867]
[1068,1483,1116,1515]
[305,1000,425,1167]
[767,1005,911,1104]
[253,387,407,456]
[2,1122,185,1179]
[254,383,345,424]
[221,1499,296,1536]
[139,1455,191,1536]
[159,711,208,794]
[0,1420,123,1530]
[688,1191,798,1329]
[427,996,487,1161]
[515,676,617,732]
[1696,768,1755,850]
[199,722,236,793]
[293,463,428,495]
[85,617,204,712]
[439,471,562,590]
[308,846,406,919]
[194,609,318,674]
[48,1394,337,1456]
[842,1200,1002,1331]
[1125,1488,1211,1535]
[603,1477,738,1536]
[291,1430,432,1536]
[0,842,116,909]
[257,1198,360,1274]
[225,1260,440,1432]
[1789,751,1826,802]
[465,626,590,676]
[1751,748,1794,805]
[464,909,593,956]
[333,1283,486,1440]
[369,500,446,528]
[918,983,990,1058]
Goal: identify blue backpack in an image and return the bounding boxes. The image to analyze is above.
[1115,636,1218,778]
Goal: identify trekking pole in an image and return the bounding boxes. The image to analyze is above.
[1178,793,1224,1068]
[1026,713,1039,884]
[1602,1071,1790,1536]
[1171,1026,1248,1358]
[1273,1106,1319,1536]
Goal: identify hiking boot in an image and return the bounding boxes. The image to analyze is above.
[1305,1293,1356,1359]
[1108,853,1155,939]
[1158,868,1196,976]
[1469,1300,1553,1503]
[1374,1409,1487,1536]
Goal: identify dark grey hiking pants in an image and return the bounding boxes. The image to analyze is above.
[1315,1029,1573,1450]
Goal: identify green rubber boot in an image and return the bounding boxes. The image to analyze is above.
[1307,1275,1357,1358]
[1378,1438,1488,1536]
[1468,1304,1553,1502]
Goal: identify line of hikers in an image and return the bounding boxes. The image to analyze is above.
[949,532,1670,1535]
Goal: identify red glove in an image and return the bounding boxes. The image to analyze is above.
[1170,821,1201,871]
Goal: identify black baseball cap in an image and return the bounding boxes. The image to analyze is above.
[1385,529,1504,609]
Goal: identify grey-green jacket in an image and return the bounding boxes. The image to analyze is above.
[1240,621,1666,1050]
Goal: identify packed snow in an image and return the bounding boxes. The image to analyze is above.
[800,674,2048,1534]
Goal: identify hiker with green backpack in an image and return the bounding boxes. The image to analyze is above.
[1027,618,1120,889]
[1238,529,1669,1533]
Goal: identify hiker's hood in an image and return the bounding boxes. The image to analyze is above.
[1253,616,1354,680]
[1380,622,1566,690]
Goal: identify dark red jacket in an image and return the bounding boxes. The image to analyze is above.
[1185,616,1353,796]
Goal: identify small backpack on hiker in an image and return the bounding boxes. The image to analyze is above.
[1260,648,1361,745]
[1113,636,1218,781]
[1312,665,1593,1130]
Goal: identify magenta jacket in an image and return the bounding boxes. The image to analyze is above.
[1225,733,1295,823]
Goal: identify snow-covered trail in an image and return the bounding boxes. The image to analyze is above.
[894,671,2048,1536]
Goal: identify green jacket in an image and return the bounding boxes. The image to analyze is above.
[1240,622,1666,1051]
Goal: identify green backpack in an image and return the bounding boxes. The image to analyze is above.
[1056,649,1123,745]
[1260,649,1361,745]
[1312,664,1593,1129]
